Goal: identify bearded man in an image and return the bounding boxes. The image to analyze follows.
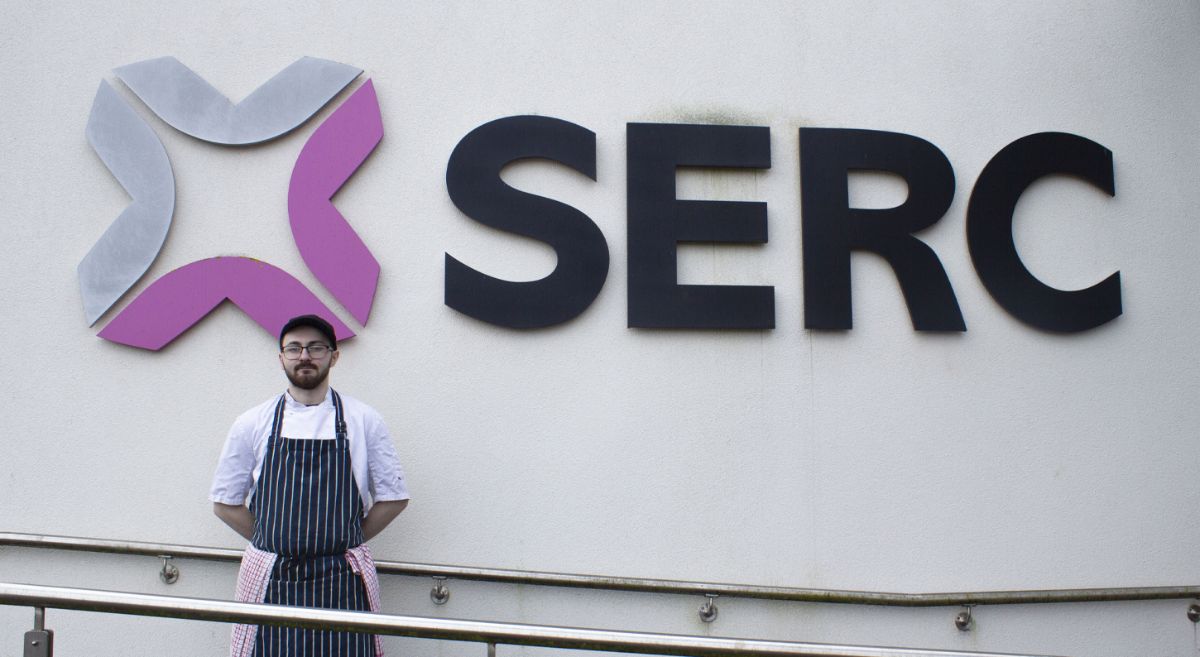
[210,314,409,657]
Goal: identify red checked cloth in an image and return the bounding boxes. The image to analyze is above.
[345,545,386,657]
[229,544,385,657]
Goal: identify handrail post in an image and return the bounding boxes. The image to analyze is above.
[487,641,496,657]
[24,606,53,657]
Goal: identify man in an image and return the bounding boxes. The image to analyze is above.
[211,314,409,657]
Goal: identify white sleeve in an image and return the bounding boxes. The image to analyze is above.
[365,410,410,502]
[209,413,258,505]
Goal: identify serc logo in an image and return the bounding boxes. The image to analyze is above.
[80,56,382,350]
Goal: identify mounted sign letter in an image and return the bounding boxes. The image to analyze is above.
[445,115,607,329]
[78,80,175,326]
[115,56,361,145]
[800,128,963,331]
[98,257,354,350]
[966,132,1122,332]
[626,123,773,329]
[288,80,384,325]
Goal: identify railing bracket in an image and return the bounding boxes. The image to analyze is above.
[1188,600,1200,623]
[24,606,53,657]
[158,555,179,585]
[954,604,975,631]
[431,575,450,605]
[698,593,718,623]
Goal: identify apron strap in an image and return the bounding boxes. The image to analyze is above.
[331,389,348,441]
[268,394,286,440]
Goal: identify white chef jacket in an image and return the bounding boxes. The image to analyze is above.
[210,389,410,511]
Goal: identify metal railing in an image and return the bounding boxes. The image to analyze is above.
[0,581,1062,657]
[3,532,1198,609]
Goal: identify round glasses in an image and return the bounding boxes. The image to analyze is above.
[281,343,333,360]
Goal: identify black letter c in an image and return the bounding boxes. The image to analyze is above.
[967,132,1121,333]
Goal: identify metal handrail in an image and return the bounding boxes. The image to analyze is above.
[2,532,1198,607]
[0,581,1061,657]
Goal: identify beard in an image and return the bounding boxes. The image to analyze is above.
[285,362,330,390]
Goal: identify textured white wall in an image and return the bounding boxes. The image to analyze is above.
[1,2,1198,656]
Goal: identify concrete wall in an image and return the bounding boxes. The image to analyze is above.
[1,2,1198,655]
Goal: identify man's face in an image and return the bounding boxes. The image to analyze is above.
[279,326,339,390]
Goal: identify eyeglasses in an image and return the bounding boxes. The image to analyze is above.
[281,343,333,360]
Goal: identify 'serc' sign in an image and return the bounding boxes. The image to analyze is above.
[446,117,1120,334]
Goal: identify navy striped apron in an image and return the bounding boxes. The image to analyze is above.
[249,390,374,657]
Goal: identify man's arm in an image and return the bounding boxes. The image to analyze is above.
[360,407,411,542]
[362,499,408,541]
[212,408,262,540]
[213,502,255,540]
